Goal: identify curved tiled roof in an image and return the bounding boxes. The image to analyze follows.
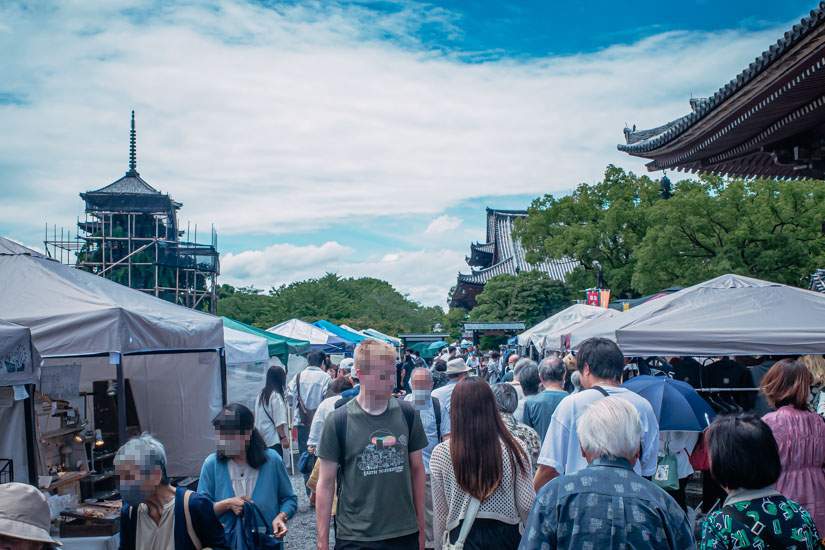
[87,174,160,195]
[457,209,578,286]
[619,2,825,155]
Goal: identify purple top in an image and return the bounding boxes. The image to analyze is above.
[762,405,825,535]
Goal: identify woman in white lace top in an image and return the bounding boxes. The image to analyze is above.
[430,377,535,549]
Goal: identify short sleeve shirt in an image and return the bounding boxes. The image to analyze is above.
[537,386,660,476]
[404,395,451,474]
[317,397,429,542]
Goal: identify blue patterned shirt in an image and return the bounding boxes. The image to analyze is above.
[519,455,695,550]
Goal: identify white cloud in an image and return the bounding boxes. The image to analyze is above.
[221,241,354,282]
[0,1,798,307]
[424,215,462,235]
[0,1,789,239]
[220,240,463,308]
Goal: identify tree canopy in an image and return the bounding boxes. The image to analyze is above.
[514,165,825,297]
[468,270,572,327]
[217,273,443,335]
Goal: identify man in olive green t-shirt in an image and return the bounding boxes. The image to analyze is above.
[316,339,428,550]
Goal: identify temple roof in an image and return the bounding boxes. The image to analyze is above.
[455,208,578,289]
[619,3,825,179]
[87,173,160,195]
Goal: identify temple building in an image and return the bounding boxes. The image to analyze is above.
[450,208,578,310]
[619,3,825,180]
[45,112,220,313]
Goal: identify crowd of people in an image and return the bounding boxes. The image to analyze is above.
[1,337,824,550]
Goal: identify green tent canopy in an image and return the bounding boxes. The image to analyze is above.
[222,317,310,365]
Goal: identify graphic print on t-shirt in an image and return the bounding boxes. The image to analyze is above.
[356,429,408,477]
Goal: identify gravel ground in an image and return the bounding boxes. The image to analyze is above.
[284,467,331,550]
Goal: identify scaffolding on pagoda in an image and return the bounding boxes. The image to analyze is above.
[45,112,220,313]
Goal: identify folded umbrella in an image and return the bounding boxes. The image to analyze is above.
[622,375,716,431]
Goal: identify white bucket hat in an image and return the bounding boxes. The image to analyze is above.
[0,482,62,545]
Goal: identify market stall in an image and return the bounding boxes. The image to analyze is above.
[0,319,40,484]
[0,246,226,481]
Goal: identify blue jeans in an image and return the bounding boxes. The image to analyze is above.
[297,424,311,496]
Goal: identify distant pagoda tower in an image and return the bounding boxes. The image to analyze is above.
[46,112,220,313]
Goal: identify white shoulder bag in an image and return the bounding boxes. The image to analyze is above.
[443,497,481,550]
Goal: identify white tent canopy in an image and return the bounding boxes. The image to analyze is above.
[540,309,619,351]
[0,248,225,476]
[567,290,685,351]
[518,304,615,349]
[267,318,338,346]
[224,326,269,365]
[615,273,825,356]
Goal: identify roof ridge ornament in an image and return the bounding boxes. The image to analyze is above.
[126,110,139,177]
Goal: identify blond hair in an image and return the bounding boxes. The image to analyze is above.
[798,354,825,386]
[354,339,396,374]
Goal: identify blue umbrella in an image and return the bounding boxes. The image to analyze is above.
[427,340,448,351]
[622,375,716,431]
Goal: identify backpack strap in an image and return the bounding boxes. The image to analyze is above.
[334,403,348,466]
[183,489,203,550]
[432,397,442,442]
[592,385,610,397]
[398,399,415,436]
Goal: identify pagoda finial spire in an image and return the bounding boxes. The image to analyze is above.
[126,110,139,177]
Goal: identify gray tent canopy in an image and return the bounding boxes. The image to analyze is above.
[0,244,225,476]
[615,273,825,356]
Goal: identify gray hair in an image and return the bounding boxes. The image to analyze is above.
[578,397,641,461]
[492,383,518,414]
[570,370,583,393]
[519,364,541,396]
[539,357,566,383]
[513,358,536,379]
[114,433,169,484]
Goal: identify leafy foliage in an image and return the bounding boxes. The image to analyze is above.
[468,270,572,327]
[217,273,443,335]
[515,165,660,298]
[632,175,825,293]
[514,165,825,297]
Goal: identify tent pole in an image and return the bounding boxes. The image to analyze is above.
[115,355,127,446]
[23,384,37,485]
[220,349,227,406]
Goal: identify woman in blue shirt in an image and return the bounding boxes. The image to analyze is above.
[198,403,298,545]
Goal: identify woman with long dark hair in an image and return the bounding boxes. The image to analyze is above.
[256,365,290,457]
[430,377,535,549]
[198,403,297,546]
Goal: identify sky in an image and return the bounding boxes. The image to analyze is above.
[0,0,816,309]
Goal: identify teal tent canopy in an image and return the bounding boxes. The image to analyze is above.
[222,317,310,365]
[313,320,368,344]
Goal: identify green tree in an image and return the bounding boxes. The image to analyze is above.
[632,175,825,293]
[217,274,444,336]
[468,270,572,327]
[515,165,661,298]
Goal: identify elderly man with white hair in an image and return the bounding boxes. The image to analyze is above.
[519,397,694,550]
[115,433,230,550]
